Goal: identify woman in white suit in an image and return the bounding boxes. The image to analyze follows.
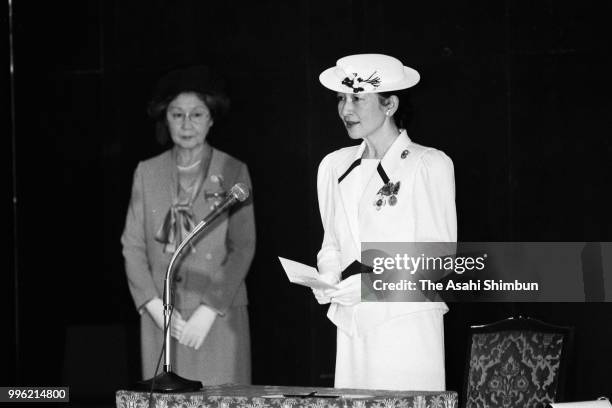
[314,54,457,391]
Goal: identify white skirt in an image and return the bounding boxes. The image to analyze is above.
[334,309,446,391]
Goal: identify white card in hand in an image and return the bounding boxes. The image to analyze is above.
[278,257,338,290]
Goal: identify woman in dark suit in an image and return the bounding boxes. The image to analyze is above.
[121,66,255,384]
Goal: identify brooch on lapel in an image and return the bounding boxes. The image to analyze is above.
[374,181,401,210]
[204,174,227,209]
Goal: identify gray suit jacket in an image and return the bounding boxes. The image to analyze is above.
[121,147,255,315]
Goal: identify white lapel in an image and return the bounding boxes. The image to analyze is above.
[357,131,416,243]
[337,142,367,251]
[379,130,412,182]
[360,131,412,206]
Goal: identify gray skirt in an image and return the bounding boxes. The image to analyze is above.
[140,305,251,385]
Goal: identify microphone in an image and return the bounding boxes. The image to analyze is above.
[142,182,251,392]
[198,183,250,228]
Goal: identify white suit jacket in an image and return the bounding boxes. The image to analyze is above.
[317,130,457,336]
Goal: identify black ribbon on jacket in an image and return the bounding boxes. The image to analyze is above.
[341,260,374,281]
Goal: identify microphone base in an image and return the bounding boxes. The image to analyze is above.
[133,371,203,393]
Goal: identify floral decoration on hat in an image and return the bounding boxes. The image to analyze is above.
[319,54,420,94]
[341,71,382,94]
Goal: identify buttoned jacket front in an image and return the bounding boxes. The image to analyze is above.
[317,131,457,336]
[122,147,255,316]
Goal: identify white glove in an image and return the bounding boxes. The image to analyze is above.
[144,298,185,340]
[170,310,186,340]
[144,298,165,330]
[327,274,362,306]
[312,273,339,304]
[179,305,217,350]
[313,288,331,304]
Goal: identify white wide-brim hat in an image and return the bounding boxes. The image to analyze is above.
[319,53,419,94]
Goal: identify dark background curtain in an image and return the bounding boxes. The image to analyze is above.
[6,0,612,405]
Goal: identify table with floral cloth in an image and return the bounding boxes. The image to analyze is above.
[116,384,457,408]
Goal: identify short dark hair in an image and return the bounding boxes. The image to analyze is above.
[147,65,230,145]
[377,90,414,130]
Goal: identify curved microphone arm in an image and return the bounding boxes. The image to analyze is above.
[161,183,250,373]
[162,217,212,371]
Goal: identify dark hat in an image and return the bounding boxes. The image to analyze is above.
[148,65,230,121]
[151,65,226,102]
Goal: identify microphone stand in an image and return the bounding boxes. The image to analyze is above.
[134,184,249,393]
[133,221,207,392]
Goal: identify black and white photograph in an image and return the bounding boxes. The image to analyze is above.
[5,1,612,407]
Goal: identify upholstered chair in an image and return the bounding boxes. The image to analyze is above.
[463,316,574,408]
